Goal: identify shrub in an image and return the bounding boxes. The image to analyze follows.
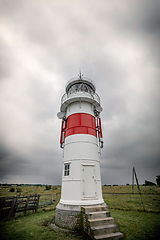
[45,185,51,190]
[10,187,15,192]
[16,187,22,192]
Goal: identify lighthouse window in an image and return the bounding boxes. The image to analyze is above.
[68,83,93,95]
[64,164,70,176]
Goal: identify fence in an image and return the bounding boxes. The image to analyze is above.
[0,192,61,221]
[103,193,160,213]
[0,194,40,221]
[1,191,159,221]
[38,192,61,208]
[38,192,160,213]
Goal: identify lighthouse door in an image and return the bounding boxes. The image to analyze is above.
[82,164,96,198]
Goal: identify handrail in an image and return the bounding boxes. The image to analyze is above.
[61,91,100,106]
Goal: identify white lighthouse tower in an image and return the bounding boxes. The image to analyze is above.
[55,73,106,230]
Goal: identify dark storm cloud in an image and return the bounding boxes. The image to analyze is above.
[111,1,160,65]
[0,0,159,185]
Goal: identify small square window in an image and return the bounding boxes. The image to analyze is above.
[64,164,70,176]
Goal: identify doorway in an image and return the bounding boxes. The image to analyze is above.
[82,164,97,198]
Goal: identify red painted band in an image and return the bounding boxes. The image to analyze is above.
[65,113,97,138]
[99,118,103,138]
[60,120,64,144]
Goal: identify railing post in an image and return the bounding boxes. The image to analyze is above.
[113,194,115,209]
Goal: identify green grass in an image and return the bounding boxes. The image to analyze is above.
[0,209,90,240]
[111,209,160,240]
[103,193,160,213]
[102,185,160,194]
[0,185,61,198]
[0,185,160,239]
[102,185,160,213]
[0,208,160,240]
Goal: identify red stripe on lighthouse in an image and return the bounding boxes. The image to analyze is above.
[65,113,97,138]
[99,118,103,138]
[60,120,64,144]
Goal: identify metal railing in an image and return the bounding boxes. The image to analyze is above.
[61,91,101,106]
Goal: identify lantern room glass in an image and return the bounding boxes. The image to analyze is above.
[68,83,93,96]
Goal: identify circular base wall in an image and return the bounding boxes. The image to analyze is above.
[55,202,107,231]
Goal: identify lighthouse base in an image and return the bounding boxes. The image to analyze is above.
[55,202,107,231]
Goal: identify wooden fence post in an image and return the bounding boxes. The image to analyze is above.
[35,195,40,212]
[24,196,30,215]
[8,197,17,220]
[0,197,5,219]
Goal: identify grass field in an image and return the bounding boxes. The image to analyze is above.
[0,185,160,240]
[0,185,61,198]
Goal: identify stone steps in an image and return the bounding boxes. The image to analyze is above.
[91,224,119,235]
[81,204,123,240]
[94,232,124,240]
[87,211,111,219]
[82,205,108,213]
[88,217,115,227]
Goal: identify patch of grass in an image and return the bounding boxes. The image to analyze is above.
[0,209,90,240]
[102,185,159,194]
[1,185,160,239]
[0,208,160,240]
[103,192,160,213]
[102,185,160,213]
[111,209,160,240]
[0,185,61,198]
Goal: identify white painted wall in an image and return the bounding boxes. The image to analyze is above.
[59,83,104,206]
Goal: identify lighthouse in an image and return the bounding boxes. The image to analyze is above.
[55,73,106,230]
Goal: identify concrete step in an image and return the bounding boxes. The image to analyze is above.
[88,217,114,227]
[87,211,110,219]
[91,224,119,236]
[82,204,108,213]
[94,232,124,240]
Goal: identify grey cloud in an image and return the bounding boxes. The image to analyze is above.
[0,0,159,185]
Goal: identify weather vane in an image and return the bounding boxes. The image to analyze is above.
[78,69,83,80]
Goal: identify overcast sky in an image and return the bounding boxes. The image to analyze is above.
[0,0,160,185]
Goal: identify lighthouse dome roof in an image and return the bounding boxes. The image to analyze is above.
[66,74,96,94]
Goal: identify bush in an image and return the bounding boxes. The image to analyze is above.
[16,187,22,192]
[10,187,15,192]
[45,185,51,190]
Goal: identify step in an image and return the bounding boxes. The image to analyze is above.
[88,217,114,227]
[91,224,119,236]
[82,204,108,213]
[87,211,110,219]
[94,232,124,240]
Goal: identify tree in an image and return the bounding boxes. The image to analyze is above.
[144,180,156,186]
[156,175,160,187]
